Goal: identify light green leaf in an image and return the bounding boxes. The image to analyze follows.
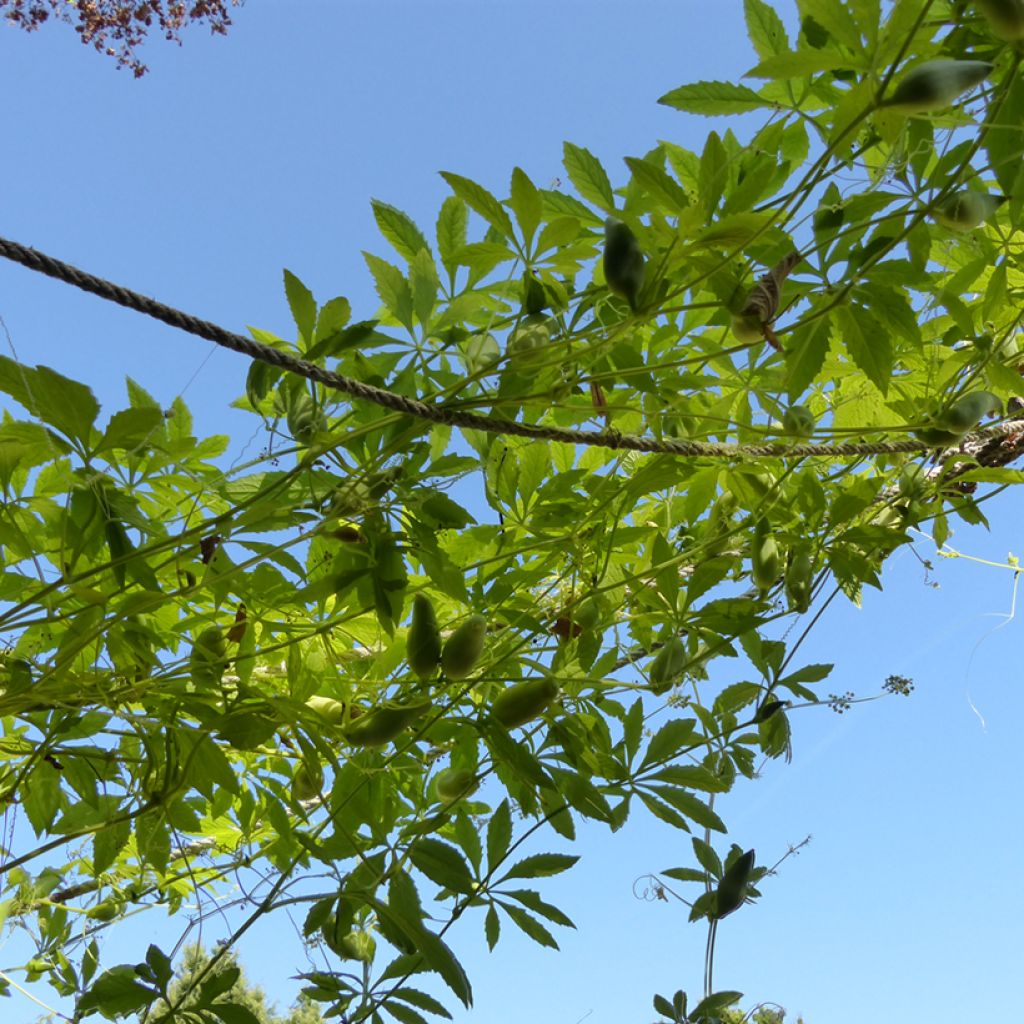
[436,196,468,275]
[562,141,615,213]
[363,252,414,329]
[498,852,579,882]
[837,304,892,397]
[284,269,317,344]
[744,0,789,59]
[372,199,431,262]
[509,167,543,245]
[659,80,772,116]
[440,171,515,240]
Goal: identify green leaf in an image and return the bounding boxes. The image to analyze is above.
[743,0,789,59]
[691,991,744,1019]
[409,838,476,894]
[509,167,543,245]
[77,966,158,1018]
[392,987,454,1020]
[837,304,892,396]
[363,252,414,329]
[562,141,615,213]
[440,171,515,240]
[639,718,698,771]
[798,0,861,49]
[95,408,165,455]
[92,819,131,875]
[746,49,857,79]
[503,888,576,929]
[500,904,559,949]
[372,199,431,262]
[436,196,468,274]
[624,155,692,213]
[498,852,578,882]
[284,269,317,344]
[484,905,500,950]
[210,1005,264,1024]
[0,357,99,445]
[646,786,727,832]
[659,80,771,116]
[487,799,512,873]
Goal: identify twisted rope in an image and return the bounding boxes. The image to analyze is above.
[2,234,1021,459]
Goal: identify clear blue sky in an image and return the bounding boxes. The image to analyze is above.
[2,2,1023,1022]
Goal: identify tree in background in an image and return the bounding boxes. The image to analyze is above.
[1,0,240,76]
[2,1,1024,1022]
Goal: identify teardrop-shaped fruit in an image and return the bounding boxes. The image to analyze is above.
[291,759,323,802]
[408,594,442,680]
[785,547,813,613]
[492,676,559,728]
[343,700,430,747]
[933,190,1007,231]
[571,595,601,632]
[782,404,815,438]
[750,524,781,594]
[87,899,120,922]
[936,391,1002,434]
[464,333,501,375]
[433,768,479,804]
[714,848,755,919]
[507,315,552,364]
[730,312,764,344]
[603,218,645,310]
[305,695,347,724]
[883,59,992,113]
[754,699,785,723]
[977,0,1024,40]
[649,636,687,695]
[441,614,486,679]
[190,626,227,688]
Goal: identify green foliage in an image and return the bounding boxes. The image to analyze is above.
[3,1,1024,1020]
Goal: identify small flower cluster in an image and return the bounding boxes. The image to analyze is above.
[827,691,855,714]
[883,674,915,696]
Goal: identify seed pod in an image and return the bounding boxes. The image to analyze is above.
[441,614,487,680]
[977,0,1024,40]
[714,848,755,919]
[190,626,227,688]
[603,218,645,310]
[649,636,687,696]
[464,333,501,375]
[286,391,326,444]
[408,594,442,680]
[785,547,813,613]
[754,699,785,723]
[305,695,348,724]
[522,271,548,315]
[936,391,1002,434]
[507,315,552,364]
[87,900,121,922]
[343,700,430,747]
[433,768,479,804]
[291,759,323,802]
[750,522,781,594]
[883,59,992,113]
[781,404,815,438]
[933,191,1007,232]
[492,676,559,729]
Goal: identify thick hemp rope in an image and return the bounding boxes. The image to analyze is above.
[1,234,1020,459]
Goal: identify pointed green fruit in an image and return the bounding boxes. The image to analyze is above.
[785,547,813,613]
[977,0,1024,40]
[937,390,1002,434]
[492,676,559,728]
[441,614,486,679]
[714,848,755,919]
[730,313,764,344]
[933,191,1007,231]
[782,404,815,438]
[883,60,992,113]
[291,758,323,802]
[603,217,645,310]
[522,271,548,315]
[649,636,687,695]
[750,522,781,594]
[408,594,442,680]
[433,768,479,804]
[464,333,501,375]
[343,700,430,747]
[190,627,227,688]
[305,695,348,724]
[507,314,552,364]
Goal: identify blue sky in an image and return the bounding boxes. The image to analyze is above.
[2,2,1023,1022]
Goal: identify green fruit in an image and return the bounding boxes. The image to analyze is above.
[649,636,687,695]
[291,759,323,802]
[754,699,785,723]
[714,848,755,919]
[507,315,552,364]
[730,312,764,343]
[492,676,559,728]
[441,614,486,679]
[433,768,479,804]
[305,695,348,724]
[343,700,430,747]
[933,191,1007,232]
[914,424,962,446]
[750,523,781,594]
[937,391,1001,434]
[785,547,813,613]
[190,626,227,688]
[781,405,815,438]
[522,271,548,315]
[87,900,120,922]
[571,595,601,632]
[977,0,1024,40]
[286,392,326,444]
[464,333,501,375]
[408,594,442,680]
[603,217,645,310]
[883,59,992,113]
